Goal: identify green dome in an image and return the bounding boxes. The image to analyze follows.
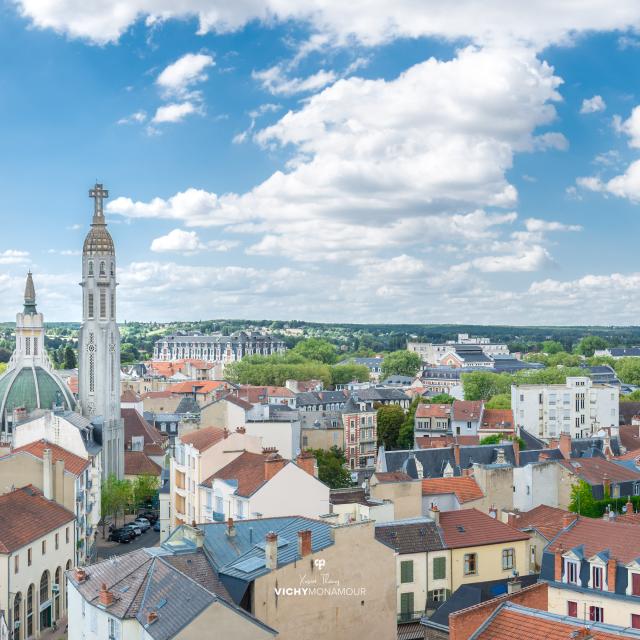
[0,366,75,420]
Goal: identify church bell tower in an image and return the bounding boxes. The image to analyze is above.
[78,183,123,478]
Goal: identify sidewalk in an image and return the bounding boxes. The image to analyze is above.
[40,616,68,639]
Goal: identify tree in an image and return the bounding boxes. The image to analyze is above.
[615,358,640,385]
[63,345,77,369]
[0,347,11,363]
[569,479,598,517]
[622,389,640,402]
[541,340,564,354]
[292,338,337,364]
[461,371,511,401]
[425,393,455,404]
[479,434,501,445]
[132,474,160,509]
[574,336,609,357]
[397,397,425,449]
[330,363,371,385]
[479,433,526,450]
[121,342,140,363]
[381,350,421,379]
[310,447,352,488]
[485,393,511,409]
[100,474,132,537]
[377,404,405,449]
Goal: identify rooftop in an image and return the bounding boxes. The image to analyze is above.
[509,505,575,541]
[416,404,452,419]
[479,409,514,431]
[422,477,484,503]
[439,509,529,549]
[375,517,444,554]
[202,451,276,497]
[559,456,640,484]
[124,451,162,477]
[11,439,89,476]
[453,400,483,422]
[180,427,227,452]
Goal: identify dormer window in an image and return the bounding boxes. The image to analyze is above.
[592,565,603,590]
[565,559,579,584]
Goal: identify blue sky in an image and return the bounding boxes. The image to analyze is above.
[3,2,640,324]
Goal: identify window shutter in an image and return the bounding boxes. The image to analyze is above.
[433,557,446,580]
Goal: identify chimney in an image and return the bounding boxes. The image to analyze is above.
[512,437,520,466]
[607,557,616,592]
[554,550,563,581]
[559,433,571,460]
[495,448,506,465]
[626,499,634,515]
[226,517,236,538]
[572,628,593,640]
[603,474,611,497]
[296,451,318,478]
[147,611,158,625]
[264,453,287,481]
[507,512,520,527]
[99,583,114,607]
[298,529,312,558]
[265,531,278,570]
[54,459,65,503]
[507,577,522,594]
[235,426,246,434]
[538,452,550,461]
[562,512,576,529]
[74,567,87,583]
[489,505,497,519]
[194,525,204,548]
[223,428,229,439]
[43,447,53,500]
[453,443,460,467]
[430,503,440,526]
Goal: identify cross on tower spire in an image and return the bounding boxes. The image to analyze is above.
[89,182,109,222]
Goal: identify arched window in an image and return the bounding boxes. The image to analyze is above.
[99,261,106,276]
[88,261,94,277]
[65,560,72,610]
[110,262,115,276]
[39,570,49,606]
[13,592,21,635]
[27,584,34,637]
[54,567,62,619]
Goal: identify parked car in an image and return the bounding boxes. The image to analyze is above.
[133,517,151,532]
[153,521,160,532]
[138,510,158,524]
[109,528,134,543]
[122,523,142,537]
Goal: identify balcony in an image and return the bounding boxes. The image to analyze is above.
[397,611,425,624]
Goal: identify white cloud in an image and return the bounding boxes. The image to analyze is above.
[524,218,582,232]
[151,229,204,253]
[117,110,147,125]
[252,66,337,95]
[156,52,214,97]
[580,94,606,114]
[14,1,640,49]
[151,101,199,124]
[0,250,30,265]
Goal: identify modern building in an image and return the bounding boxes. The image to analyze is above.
[511,377,619,440]
[342,397,377,472]
[78,183,124,479]
[153,331,286,363]
[1,486,76,639]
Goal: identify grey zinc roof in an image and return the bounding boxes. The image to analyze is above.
[174,396,201,415]
[356,387,409,402]
[519,449,564,465]
[519,428,546,450]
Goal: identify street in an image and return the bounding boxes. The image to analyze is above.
[96,527,160,560]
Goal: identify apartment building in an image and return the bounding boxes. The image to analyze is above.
[511,377,619,440]
[342,397,377,471]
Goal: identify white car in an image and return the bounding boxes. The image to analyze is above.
[133,517,151,532]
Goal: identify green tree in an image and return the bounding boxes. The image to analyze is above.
[292,338,337,364]
[574,336,609,357]
[101,474,133,537]
[461,371,511,401]
[541,340,564,354]
[397,397,425,449]
[121,342,140,363]
[569,479,598,517]
[615,358,640,385]
[485,393,511,409]
[381,350,421,379]
[479,434,501,445]
[622,390,640,402]
[63,345,77,369]
[377,404,405,449]
[132,474,160,509]
[310,447,352,488]
[0,347,11,363]
[330,364,371,385]
[425,393,455,404]
[479,433,526,449]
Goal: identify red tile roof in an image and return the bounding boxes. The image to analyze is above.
[204,451,283,497]
[510,505,575,541]
[124,451,162,477]
[0,485,75,552]
[373,471,414,483]
[618,424,640,452]
[474,603,631,640]
[238,386,294,404]
[121,389,142,403]
[546,517,640,564]
[166,380,228,395]
[559,457,640,484]
[422,477,484,503]
[614,448,640,462]
[142,390,178,399]
[415,404,452,419]
[180,427,226,452]
[222,395,253,411]
[415,435,480,449]
[479,409,514,431]
[122,408,166,456]
[453,400,483,422]
[12,440,89,476]
[439,509,529,549]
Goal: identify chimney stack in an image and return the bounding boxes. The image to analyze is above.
[453,443,461,467]
[226,517,236,538]
[430,503,440,526]
[559,433,571,460]
[296,451,318,478]
[298,529,312,558]
[626,499,634,515]
[147,611,158,625]
[75,567,87,583]
[43,447,53,500]
[264,452,287,481]
[507,577,522,594]
[562,512,576,529]
[488,505,498,519]
[265,531,278,570]
[99,583,114,607]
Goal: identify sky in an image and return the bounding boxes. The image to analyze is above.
[3,3,640,325]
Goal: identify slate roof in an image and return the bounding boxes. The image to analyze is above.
[610,347,640,358]
[375,517,444,554]
[618,424,640,452]
[124,451,162,476]
[175,396,201,415]
[355,387,410,403]
[559,456,640,484]
[518,428,545,450]
[422,477,484,503]
[569,436,621,459]
[546,517,640,565]
[510,505,574,541]
[517,448,563,465]
[330,487,378,506]
[453,401,483,422]
[180,427,226,452]
[11,439,89,476]
[468,602,639,640]
[439,509,529,549]
[0,485,74,552]
[296,390,348,407]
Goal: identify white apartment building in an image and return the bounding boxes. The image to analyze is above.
[407,334,509,365]
[511,377,619,441]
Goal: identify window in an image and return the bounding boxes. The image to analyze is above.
[433,556,446,580]
[464,553,477,575]
[399,592,414,622]
[14,554,18,574]
[100,290,106,318]
[42,540,46,555]
[565,560,579,584]
[27,584,34,636]
[88,261,94,276]
[55,533,59,550]
[589,606,604,623]
[632,614,640,629]
[428,588,448,603]
[502,548,514,571]
[33,337,38,356]
[592,565,603,590]
[28,548,32,566]
[108,617,121,640]
[111,293,115,319]
[110,262,114,276]
[613,485,620,498]
[25,336,31,355]
[99,261,106,276]
[634,483,640,497]
[632,572,640,596]
[40,570,49,604]
[88,293,94,318]
[400,560,414,583]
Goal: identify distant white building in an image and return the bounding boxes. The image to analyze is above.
[511,376,619,440]
[407,334,509,365]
